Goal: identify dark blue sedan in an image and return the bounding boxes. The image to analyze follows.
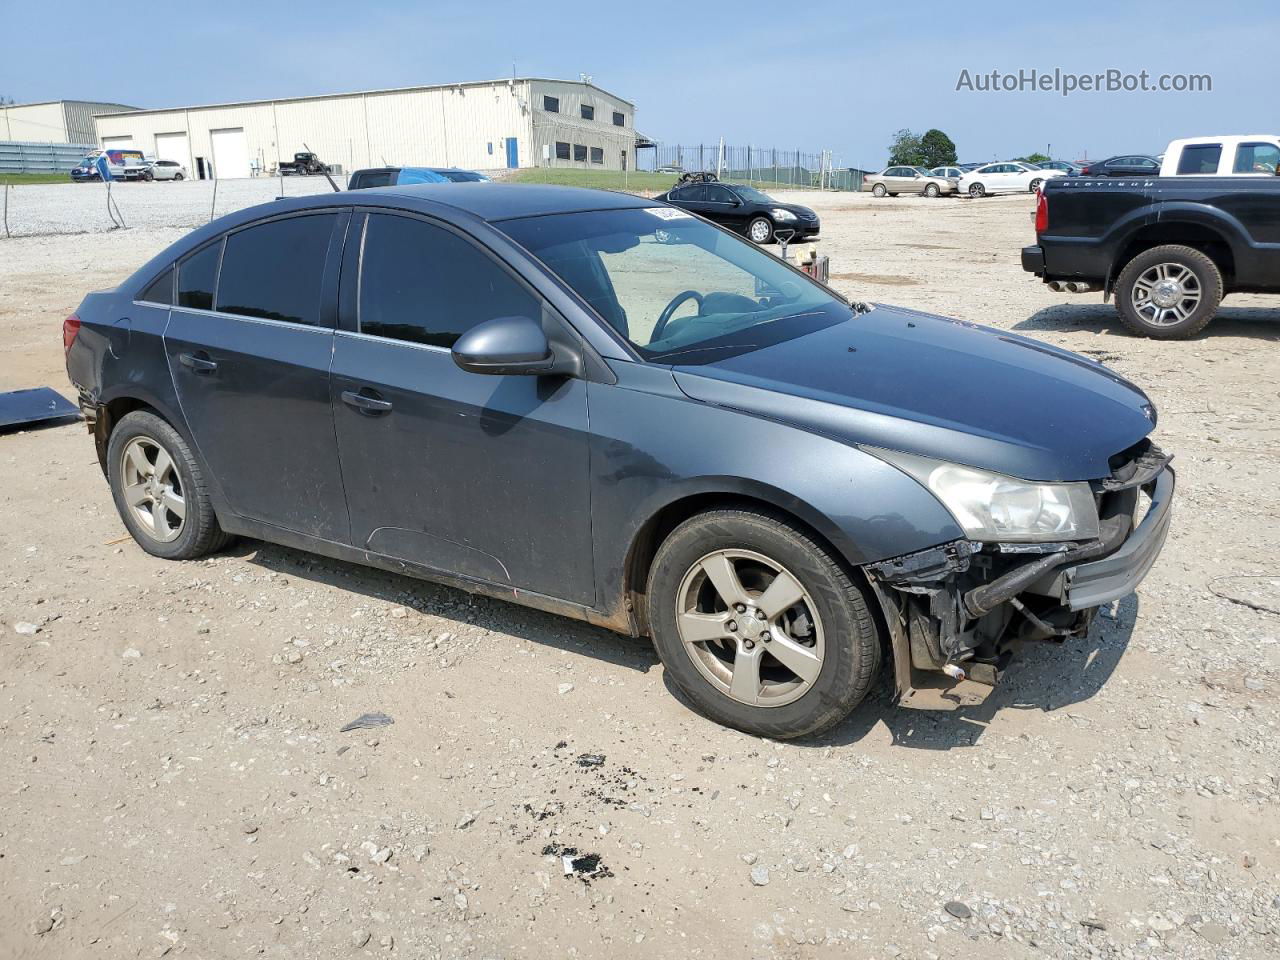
[63,184,1173,737]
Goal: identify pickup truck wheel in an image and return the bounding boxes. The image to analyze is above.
[969,183,986,198]
[1116,244,1223,339]
[872,183,887,198]
[647,508,881,739]
[107,411,232,560]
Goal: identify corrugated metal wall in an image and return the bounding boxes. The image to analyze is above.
[0,103,68,143]
[0,140,96,174]
[61,101,139,144]
[93,80,555,179]
[529,81,636,170]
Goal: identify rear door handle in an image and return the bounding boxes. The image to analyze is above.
[341,389,393,415]
[179,351,218,374]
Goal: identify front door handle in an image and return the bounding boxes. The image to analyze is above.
[179,351,218,374]
[341,389,393,415]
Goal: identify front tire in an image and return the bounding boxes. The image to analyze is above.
[924,183,940,198]
[1028,178,1043,193]
[1115,244,1222,339]
[647,509,881,739]
[747,217,774,244]
[107,410,232,560]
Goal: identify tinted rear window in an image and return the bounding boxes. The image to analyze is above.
[216,214,336,325]
[352,170,396,189]
[177,241,221,311]
[138,266,174,305]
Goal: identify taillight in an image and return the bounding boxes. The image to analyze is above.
[1080,166,1091,176]
[1035,191,1049,233]
[62,314,81,354]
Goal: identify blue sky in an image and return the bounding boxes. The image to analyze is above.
[4,0,1273,167]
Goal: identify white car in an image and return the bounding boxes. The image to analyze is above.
[143,160,188,182]
[958,162,1064,197]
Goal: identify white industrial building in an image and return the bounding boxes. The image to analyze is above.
[1,100,138,145]
[93,78,642,180]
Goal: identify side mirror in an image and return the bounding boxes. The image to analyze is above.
[451,315,555,376]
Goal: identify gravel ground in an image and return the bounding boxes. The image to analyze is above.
[1,187,1278,959]
[1,176,338,237]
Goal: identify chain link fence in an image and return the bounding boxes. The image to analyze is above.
[643,143,863,191]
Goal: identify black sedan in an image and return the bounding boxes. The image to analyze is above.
[1078,155,1161,178]
[655,181,819,244]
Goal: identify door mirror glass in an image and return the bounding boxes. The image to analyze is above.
[451,315,554,376]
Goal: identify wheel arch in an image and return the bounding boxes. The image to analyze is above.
[621,483,870,636]
[1110,216,1238,292]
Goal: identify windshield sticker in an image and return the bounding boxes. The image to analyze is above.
[647,207,693,220]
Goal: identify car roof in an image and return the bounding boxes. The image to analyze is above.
[356,182,655,220]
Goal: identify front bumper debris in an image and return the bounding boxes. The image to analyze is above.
[866,451,1174,701]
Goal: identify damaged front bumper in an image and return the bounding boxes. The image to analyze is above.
[865,459,1174,701]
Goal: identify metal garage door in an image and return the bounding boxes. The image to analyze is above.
[209,127,250,179]
[155,132,190,168]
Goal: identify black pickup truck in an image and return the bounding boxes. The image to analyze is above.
[277,152,330,177]
[1022,176,1280,338]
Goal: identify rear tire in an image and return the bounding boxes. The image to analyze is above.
[173,173,184,181]
[1028,178,1043,193]
[872,183,887,198]
[647,508,881,739]
[107,410,232,560]
[1114,244,1222,339]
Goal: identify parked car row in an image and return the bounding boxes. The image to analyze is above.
[70,152,188,183]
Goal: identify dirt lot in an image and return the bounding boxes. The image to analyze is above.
[1,186,1278,960]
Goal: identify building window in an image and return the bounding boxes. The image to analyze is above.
[573,144,587,162]
[581,104,594,121]
[590,147,604,164]
[543,95,559,113]
[613,111,625,127]
[555,141,571,160]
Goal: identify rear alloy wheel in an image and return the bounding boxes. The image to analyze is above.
[872,183,888,198]
[969,182,986,198]
[1115,244,1223,339]
[1028,178,1043,193]
[924,183,940,198]
[747,217,774,244]
[107,410,232,560]
[648,509,880,739]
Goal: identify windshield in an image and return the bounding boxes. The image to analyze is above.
[498,208,851,365]
[731,185,775,203]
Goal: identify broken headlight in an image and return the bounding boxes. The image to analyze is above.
[872,449,1100,542]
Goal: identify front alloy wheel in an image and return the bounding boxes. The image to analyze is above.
[748,217,774,244]
[969,182,986,198]
[676,549,824,707]
[647,508,880,738]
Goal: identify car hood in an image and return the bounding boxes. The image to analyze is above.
[671,305,1155,482]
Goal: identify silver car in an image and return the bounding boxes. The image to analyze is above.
[865,166,957,198]
[143,160,187,182]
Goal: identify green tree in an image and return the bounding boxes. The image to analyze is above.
[1020,152,1051,164]
[887,129,925,166]
[919,129,958,168]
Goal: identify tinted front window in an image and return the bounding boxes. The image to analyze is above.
[705,185,736,203]
[139,266,174,305]
[498,208,850,365]
[216,214,336,325]
[177,240,221,311]
[358,214,540,349]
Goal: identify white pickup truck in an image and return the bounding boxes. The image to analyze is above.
[1160,135,1280,177]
